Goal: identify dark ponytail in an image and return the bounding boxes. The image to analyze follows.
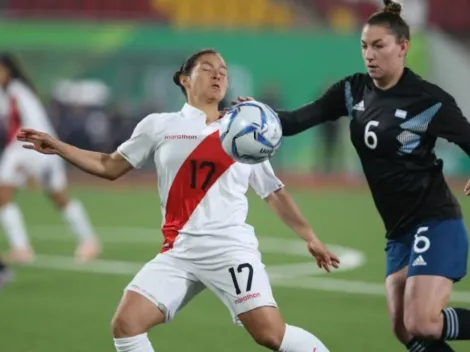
[0,53,36,92]
[366,0,410,42]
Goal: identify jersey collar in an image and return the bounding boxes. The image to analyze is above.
[181,103,206,119]
[371,67,414,96]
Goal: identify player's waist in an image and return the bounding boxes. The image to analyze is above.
[166,226,258,254]
[384,205,462,239]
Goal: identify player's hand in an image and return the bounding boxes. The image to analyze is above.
[16,128,60,155]
[231,96,254,105]
[307,240,340,273]
[464,179,470,196]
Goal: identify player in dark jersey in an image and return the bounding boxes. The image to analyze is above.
[237,1,470,351]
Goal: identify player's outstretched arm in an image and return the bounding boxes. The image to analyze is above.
[235,79,348,136]
[17,128,132,180]
[264,188,340,272]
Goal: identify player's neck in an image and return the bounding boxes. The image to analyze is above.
[187,99,220,124]
[373,67,405,91]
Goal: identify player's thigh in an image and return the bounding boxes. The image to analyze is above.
[404,219,468,333]
[40,155,68,194]
[237,306,286,348]
[404,275,453,321]
[113,253,205,336]
[112,290,166,337]
[0,147,28,192]
[385,266,410,343]
[196,250,278,326]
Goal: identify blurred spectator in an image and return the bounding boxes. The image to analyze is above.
[315,80,343,175]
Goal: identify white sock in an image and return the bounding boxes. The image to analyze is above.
[113,333,155,352]
[62,200,95,242]
[0,203,29,248]
[279,324,330,352]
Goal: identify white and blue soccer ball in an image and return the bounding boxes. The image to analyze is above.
[219,100,283,164]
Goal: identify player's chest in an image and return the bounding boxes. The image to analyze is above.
[349,94,435,156]
[155,119,249,179]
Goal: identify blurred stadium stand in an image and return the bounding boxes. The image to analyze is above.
[2,0,470,34]
[1,0,470,176]
[2,0,168,21]
[1,0,295,28]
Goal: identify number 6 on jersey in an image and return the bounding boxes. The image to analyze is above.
[364,120,379,149]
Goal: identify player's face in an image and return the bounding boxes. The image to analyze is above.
[0,63,10,87]
[184,53,228,103]
[361,24,408,81]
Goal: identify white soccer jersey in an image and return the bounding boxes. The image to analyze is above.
[3,79,56,146]
[117,103,284,256]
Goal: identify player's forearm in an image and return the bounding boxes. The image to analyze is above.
[55,141,117,180]
[265,189,318,242]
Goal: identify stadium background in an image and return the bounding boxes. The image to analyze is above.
[1,1,470,351]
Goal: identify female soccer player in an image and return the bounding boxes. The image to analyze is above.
[238,1,470,351]
[17,49,339,352]
[0,53,100,263]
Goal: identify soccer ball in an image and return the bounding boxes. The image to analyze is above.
[219,100,283,164]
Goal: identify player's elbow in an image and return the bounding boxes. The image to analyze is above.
[101,153,131,181]
[102,172,119,181]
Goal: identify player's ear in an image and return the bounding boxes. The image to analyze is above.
[180,74,190,90]
[399,39,409,58]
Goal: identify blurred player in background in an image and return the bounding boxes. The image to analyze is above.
[239,1,470,351]
[18,48,339,352]
[0,256,12,289]
[0,53,100,263]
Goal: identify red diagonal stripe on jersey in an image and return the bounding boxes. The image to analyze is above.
[161,130,235,252]
[7,97,21,145]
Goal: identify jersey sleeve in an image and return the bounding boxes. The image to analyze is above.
[117,114,159,168]
[249,161,285,199]
[427,95,470,156]
[276,78,348,136]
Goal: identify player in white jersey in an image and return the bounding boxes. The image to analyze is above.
[0,53,100,263]
[17,49,340,352]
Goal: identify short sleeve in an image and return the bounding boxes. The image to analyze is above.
[117,114,159,168]
[249,161,284,199]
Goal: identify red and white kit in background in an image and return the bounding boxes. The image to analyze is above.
[117,103,284,324]
[0,79,66,191]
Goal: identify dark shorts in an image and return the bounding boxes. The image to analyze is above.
[385,218,469,282]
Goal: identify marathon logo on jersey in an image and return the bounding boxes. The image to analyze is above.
[234,292,261,304]
[353,100,365,111]
[164,134,198,140]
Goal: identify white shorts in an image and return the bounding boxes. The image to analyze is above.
[126,249,277,325]
[0,144,67,192]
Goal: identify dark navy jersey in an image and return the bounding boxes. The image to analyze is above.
[277,68,470,239]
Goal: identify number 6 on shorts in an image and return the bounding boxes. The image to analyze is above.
[228,263,254,295]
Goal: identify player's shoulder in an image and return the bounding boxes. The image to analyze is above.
[409,70,455,104]
[338,72,371,93]
[419,81,455,104]
[136,111,178,130]
[7,79,33,97]
[341,72,370,86]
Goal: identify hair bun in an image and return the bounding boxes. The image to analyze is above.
[383,0,402,16]
[172,70,181,86]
